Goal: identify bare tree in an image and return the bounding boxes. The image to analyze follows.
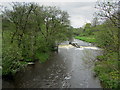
[95,0,119,26]
[95,0,120,60]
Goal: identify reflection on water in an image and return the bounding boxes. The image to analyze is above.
[2,39,102,88]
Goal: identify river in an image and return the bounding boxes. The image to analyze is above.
[2,39,102,88]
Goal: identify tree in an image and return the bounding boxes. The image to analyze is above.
[92,17,99,27]
[95,0,119,60]
[2,2,71,75]
[95,0,119,27]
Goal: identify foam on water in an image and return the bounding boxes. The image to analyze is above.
[59,45,101,50]
[75,46,101,50]
[59,45,74,49]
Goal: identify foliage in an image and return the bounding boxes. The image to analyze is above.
[72,27,83,36]
[95,22,118,52]
[94,0,119,89]
[94,0,119,52]
[73,1,119,89]
[2,42,27,75]
[94,52,120,89]
[72,23,97,37]
[95,0,119,27]
[2,3,71,75]
[36,52,50,63]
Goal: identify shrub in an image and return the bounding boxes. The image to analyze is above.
[94,52,120,89]
[2,44,27,75]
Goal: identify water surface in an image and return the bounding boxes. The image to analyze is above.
[2,39,102,88]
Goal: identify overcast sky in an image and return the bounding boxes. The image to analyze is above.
[1,0,98,28]
[38,2,97,28]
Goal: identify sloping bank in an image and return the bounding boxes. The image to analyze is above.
[75,36,120,89]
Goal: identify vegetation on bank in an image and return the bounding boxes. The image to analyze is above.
[93,2,119,89]
[2,3,72,76]
[1,1,119,89]
[74,25,119,89]
[94,52,119,89]
[72,0,119,89]
[75,36,96,43]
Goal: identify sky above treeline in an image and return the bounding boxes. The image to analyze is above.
[1,0,98,28]
[38,2,97,28]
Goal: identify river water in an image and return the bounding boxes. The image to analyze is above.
[2,39,102,88]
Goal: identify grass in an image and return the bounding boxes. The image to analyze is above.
[75,36,96,43]
[94,52,120,89]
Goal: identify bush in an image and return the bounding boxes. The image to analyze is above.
[2,44,27,75]
[95,24,118,52]
[94,52,120,89]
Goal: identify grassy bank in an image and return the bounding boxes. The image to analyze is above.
[94,52,120,89]
[75,36,96,43]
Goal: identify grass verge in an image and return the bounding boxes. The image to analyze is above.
[75,36,96,43]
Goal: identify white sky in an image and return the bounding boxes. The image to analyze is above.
[0,0,98,28]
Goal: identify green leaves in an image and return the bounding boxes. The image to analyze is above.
[2,3,71,75]
[94,52,120,89]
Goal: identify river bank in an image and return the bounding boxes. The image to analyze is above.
[2,39,102,88]
[75,36,96,43]
[75,36,119,89]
